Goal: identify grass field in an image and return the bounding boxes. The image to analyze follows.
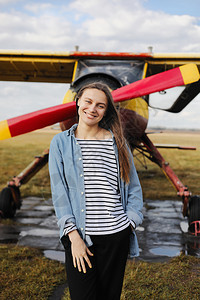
[0,128,200,299]
[0,128,199,200]
[1,245,200,300]
[0,128,56,199]
[137,130,200,199]
[0,244,66,300]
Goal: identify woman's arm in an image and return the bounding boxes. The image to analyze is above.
[126,151,143,228]
[49,136,76,234]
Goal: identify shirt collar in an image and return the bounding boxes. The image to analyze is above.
[67,123,78,136]
[67,123,115,143]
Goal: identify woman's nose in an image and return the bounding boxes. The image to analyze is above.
[89,104,96,112]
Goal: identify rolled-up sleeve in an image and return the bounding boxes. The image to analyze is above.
[49,136,76,236]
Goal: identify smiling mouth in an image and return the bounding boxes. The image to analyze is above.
[84,111,97,118]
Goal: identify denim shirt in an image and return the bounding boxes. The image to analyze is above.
[48,124,143,258]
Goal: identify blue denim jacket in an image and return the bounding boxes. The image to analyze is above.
[49,124,143,257]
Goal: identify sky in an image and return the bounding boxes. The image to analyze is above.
[0,0,200,129]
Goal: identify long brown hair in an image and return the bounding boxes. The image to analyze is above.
[75,82,131,184]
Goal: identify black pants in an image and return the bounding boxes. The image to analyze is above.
[62,226,131,300]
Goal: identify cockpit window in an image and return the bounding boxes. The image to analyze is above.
[74,59,145,85]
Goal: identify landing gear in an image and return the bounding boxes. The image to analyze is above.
[135,133,200,236]
[188,196,200,236]
[0,187,20,218]
[0,149,49,218]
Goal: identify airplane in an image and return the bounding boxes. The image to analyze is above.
[0,50,200,236]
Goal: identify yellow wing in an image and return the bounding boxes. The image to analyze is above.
[0,50,200,83]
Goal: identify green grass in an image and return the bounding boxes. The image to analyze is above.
[1,129,200,299]
[134,131,200,199]
[62,255,200,300]
[121,255,200,300]
[0,129,56,199]
[0,244,66,300]
[0,129,199,200]
[1,244,200,300]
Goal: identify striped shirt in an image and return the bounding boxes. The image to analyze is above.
[64,139,131,236]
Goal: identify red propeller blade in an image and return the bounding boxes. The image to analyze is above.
[112,63,199,102]
[0,102,76,140]
[0,63,199,140]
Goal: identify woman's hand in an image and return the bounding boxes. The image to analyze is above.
[68,230,93,273]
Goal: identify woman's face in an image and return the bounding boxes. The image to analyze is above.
[77,88,108,127]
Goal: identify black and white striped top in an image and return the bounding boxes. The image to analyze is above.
[64,139,131,236]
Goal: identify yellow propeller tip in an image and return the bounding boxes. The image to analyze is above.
[0,120,11,140]
[180,63,200,85]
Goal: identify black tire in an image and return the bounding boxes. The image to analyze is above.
[188,195,200,234]
[0,187,16,218]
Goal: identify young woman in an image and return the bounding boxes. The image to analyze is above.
[49,82,143,300]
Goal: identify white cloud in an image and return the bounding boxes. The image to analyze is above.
[0,82,68,120]
[82,5,200,52]
[0,0,21,4]
[0,11,74,50]
[0,0,200,52]
[0,0,200,128]
[69,0,142,17]
[68,0,200,52]
[24,3,53,14]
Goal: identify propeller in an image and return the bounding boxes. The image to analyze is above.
[166,79,200,113]
[0,102,76,140]
[112,63,199,102]
[0,63,199,140]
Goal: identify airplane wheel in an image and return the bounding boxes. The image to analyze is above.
[0,187,16,218]
[188,195,200,234]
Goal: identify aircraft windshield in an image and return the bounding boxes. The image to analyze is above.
[75,59,144,85]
